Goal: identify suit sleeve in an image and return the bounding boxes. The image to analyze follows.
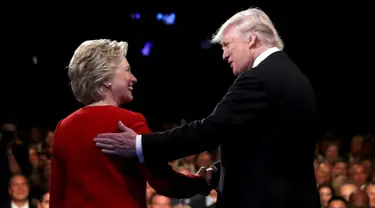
[141,72,269,163]
[213,161,221,174]
[129,113,210,198]
[140,164,209,198]
[212,161,221,191]
[49,120,66,208]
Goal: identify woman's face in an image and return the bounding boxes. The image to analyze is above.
[109,57,137,104]
[45,131,54,146]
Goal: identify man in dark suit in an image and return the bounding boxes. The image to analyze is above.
[0,174,37,208]
[0,122,32,205]
[94,8,321,208]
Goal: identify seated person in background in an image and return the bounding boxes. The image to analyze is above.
[327,196,347,208]
[348,190,369,208]
[2,173,37,208]
[38,190,49,208]
[148,193,174,208]
[339,181,359,201]
[50,39,210,208]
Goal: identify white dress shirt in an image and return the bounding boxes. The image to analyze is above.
[136,47,280,163]
[11,201,29,208]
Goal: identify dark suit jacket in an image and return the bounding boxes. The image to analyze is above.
[0,201,37,208]
[141,51,321,208]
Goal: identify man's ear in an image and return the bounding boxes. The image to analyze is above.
[248,34,257,48]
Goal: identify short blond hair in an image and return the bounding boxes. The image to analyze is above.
[68,39,128,105]
[211,8,284,50]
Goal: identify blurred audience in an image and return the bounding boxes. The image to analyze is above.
[0,118,374,207]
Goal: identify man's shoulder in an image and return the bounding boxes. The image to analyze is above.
[241,51,305,85]
[231,51,314,101]
[253,51,297,73]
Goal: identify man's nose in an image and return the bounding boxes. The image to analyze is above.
[222,51,229,60]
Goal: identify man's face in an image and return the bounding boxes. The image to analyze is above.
[221,26,255,75]
[328,200,347,208]
[332,162,347,177]
[349,191,369,208]
[196,152,212,168]
[366,184,375,203]
[319,187,333,206]
[340,184,358,201]
[325,145,338,160]
[150,195,171,208]
[351,165,367,185]
[8,175,29,201]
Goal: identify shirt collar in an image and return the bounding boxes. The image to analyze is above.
[11,201,29,208]
[252,47,280,68]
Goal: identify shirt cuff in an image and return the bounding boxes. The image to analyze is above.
[135,135,144,163]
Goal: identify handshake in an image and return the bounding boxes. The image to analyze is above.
[196,165,219,195]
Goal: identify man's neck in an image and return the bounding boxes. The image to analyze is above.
[254,45,273,59]
[251,46,280,69]
[370,199,375,206]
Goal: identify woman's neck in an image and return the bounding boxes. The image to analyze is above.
[88,99,119,107]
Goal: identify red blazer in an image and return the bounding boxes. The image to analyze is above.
[50,106,207,208]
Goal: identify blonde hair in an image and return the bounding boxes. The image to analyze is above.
[68,39,128,105]
[211,8,284,50]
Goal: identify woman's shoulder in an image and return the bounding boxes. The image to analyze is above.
[97,106,145,119]
[56,106,147,132]
[68,105,143,117]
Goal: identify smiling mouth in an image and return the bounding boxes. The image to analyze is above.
[128,86,133,91]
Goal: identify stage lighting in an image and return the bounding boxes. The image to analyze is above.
[156,13,175,25]
[32,56,38,65]
[141,42,153,56]
[131,13,140,20]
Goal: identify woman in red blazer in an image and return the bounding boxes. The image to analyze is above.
[49,39,209,208]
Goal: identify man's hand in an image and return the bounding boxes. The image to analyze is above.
[196,165,218,195]
[94,121,138,158]
[196,166,213,186]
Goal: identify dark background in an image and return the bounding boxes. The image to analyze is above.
[1,2,373,142]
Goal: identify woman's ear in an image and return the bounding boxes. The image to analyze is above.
[103,81,112,88]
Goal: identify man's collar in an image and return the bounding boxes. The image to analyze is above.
[11,201,29,208]
[252,47,280,68]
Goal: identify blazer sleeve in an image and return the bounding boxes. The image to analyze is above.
[141,72,269,163]
[212,161,221,191]
[49,120,66,208]
[213,161,221,174]
[129,113,210,198]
